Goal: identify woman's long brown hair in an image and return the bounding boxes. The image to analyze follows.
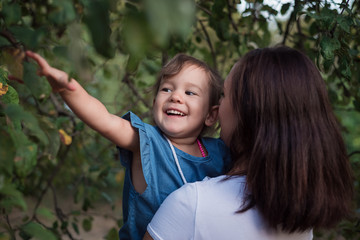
[228,46,354,232]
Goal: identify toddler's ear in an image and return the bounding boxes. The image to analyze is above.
[205,105,219,127]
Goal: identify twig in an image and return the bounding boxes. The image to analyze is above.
[198,19,218,71]
[50,184,76,240]
[4,213,16,239]
[49,93,77,126]
[122,72,151,110]
[0,30,21,48]
[226,0,239,33]
[296,16,305,51]
[348,151,360,158]
[196,3,212,16]
[32,146,71,218]
[282,0,300,45]
[330,0,350,37]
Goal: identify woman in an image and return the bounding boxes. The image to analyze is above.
[143,46,354,239]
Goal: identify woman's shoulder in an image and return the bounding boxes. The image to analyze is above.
[197,175,246,188]
[164,175,247,211]
[194,175,247,200]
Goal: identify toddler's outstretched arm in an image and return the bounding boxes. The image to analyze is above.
[26,51,139,152]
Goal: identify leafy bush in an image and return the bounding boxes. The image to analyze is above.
[0,0,359,239]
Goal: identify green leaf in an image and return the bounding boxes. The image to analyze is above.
[210,17,230,41]
[2,2,22,25]
[0,183,27,211]
[49,0,77,25]
[320,36,341,60]
[354,99,360,112]
[212,0,226,18]
[340,64,351,80]
[280,3,291,15]
[319,8,337,28]
[52,46,69,59]
[4,104,33,125]
[13,139,38,177]
[126,54,141,73]
[23,61,52,99]
[83,0,115,58]
[261,5,277,15]
[3,106,41,177]
[39,118,61,160]
[0,35,11,47]
[4,104,48,145]
[0,128,15,175]
[82,218,93,232]
[336,15,353,33]
[144,0,195,45]
[323,59,333,72]
[105,228,119,240]
[0,68,8,84]
[8,26,46,50]
[21,222,57,240]
[72,222,80,234]
[36,207,56,221]
[1,85,19,104]
[122,12,150,58]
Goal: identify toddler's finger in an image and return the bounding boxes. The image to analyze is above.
[26,51,50,70]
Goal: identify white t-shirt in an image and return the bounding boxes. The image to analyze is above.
[147,175,313,240]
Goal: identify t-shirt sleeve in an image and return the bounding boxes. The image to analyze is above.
[147,183,198,240]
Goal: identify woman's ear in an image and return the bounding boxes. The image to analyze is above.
[205,105,219,127]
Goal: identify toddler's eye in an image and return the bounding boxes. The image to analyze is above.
[185,91,195,96]
[161,88,171,92]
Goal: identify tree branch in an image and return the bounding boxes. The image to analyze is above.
[50,184,77,240]
[348,151,360,158]
[32,146,71,219]
[198,19,218,71]
[296,16,305,51]
[3,213,16,239]
[0,30,21,48]
[226,0,239,33]
[196,3,212,16]
[330,0,350,37]
[122,72,152,110]
[282,0,300,45]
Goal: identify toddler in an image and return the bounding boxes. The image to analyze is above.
[26,52,230,239]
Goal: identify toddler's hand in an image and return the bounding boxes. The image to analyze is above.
[26,51,76,92]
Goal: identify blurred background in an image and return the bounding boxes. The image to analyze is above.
[0,0,359,239]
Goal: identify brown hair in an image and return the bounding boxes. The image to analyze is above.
[228,46,354,232]
[154,53,223,136]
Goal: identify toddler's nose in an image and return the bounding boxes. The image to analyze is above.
[170,91,183,103]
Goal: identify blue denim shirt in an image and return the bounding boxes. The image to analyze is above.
[118,112,231,240]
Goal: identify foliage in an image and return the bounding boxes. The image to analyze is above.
[0,0,359,239]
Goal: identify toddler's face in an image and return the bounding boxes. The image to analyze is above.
[153,64,212,139]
